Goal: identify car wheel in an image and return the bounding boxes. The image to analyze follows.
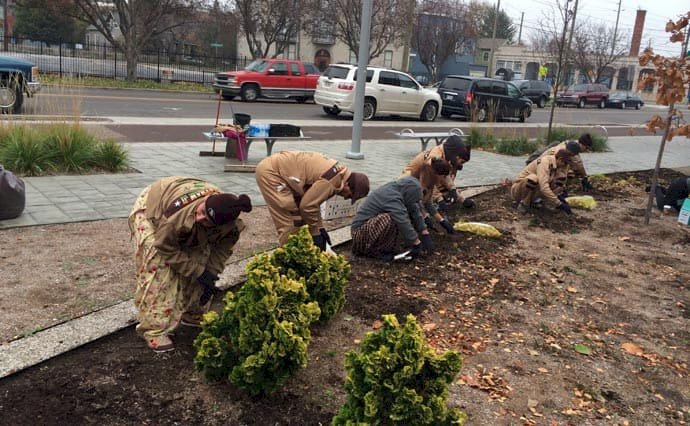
[635,102,641,110]
[0,81,22,114]
[537,96,546,108]
[476,106,487,122]
[519,108,527,123]
[295,97,308,104]
[363,98,376,120]
[420,101,438,121]
[621,102,626,109]
[599,99,606,109]
[323,106,340,116]
[240,84,259,102]
[577,98,585,108]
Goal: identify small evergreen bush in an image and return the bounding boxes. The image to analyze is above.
[194,254,320,395]
[271,226,350,322]
[333,314,466,425]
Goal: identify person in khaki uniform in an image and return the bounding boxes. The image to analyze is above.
[402,135,472,235]
[537,133,594,190]
[128,177,252,352]
[511,149,574,214]
[256,151,370,249]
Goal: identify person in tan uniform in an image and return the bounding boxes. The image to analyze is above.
[402,135,472,234]
[511,149,574,214]
[255,151,370,249]
[535,133,593,190]
[128,177,252,352]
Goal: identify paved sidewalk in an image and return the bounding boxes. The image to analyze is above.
[2,134,690,229]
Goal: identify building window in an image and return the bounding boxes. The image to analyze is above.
[496,60,505,69]
[349,50,357,64]
[384,50,393,68]
[287,43,297,60]
[482,51,489,62]
[513,61,522,72]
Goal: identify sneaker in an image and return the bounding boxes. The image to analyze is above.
[181,313,203,328]
[146,335,174,353]
[517,202,529,214]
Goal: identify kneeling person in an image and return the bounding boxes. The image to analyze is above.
[129,176,252,352]
[351,176,434,260]
[511,149,574,214]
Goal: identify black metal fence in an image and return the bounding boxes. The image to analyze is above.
[0,35,252,84]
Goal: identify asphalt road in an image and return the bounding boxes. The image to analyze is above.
[26,86,666,142]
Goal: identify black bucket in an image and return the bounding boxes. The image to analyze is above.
[233,113,251,127]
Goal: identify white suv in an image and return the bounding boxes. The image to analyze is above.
[314,64,441,121]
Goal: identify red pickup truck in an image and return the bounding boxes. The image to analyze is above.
[213,59,321,103]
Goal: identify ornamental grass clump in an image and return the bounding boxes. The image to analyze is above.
[271,226,351,322]
[193,255,320,395]
[333,314,467,425]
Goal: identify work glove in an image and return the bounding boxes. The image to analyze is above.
[424,215,437,232]
[312,228,332,251]
[420,233,435,255]
[462,198,475,208]
[437,199,449,213]
[443,189,459,204]
[557,193,567,204]
[409,242,423,259]
[581,176,593,191]
[558,202,573,215]
[439,218,455,234]
[197,269,219,305]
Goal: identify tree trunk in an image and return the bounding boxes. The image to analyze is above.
[644,105,675,225]
[125,48,139,81]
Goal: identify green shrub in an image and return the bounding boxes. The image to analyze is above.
[590,134,609,152]
[465,128,496,150]
[271,226,350,322]
[494,137,539,156]
[541,127,576,144]
[0,127,54,176]
[194,255,320,395]
[333,314,466,425]
[44,125,97,173]
[93,139,129,172]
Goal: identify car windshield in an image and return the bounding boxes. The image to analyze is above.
[569,84,589,91]
[245,60,270,72]
[610,92,629,99]
[441,77,471,91]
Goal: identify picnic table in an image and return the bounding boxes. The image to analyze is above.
[395,128,465,151]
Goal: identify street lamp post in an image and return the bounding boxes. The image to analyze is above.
[347,0,373,160]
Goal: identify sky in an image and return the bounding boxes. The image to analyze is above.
[501,0,689,57]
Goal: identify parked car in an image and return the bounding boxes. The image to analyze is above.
[556,83,609,108]
[0,55,41,114]
[212,58,321,103]
[436,75,532,122]
[605,91,644,109]
[314,64,441,121]
[512,79,552,108]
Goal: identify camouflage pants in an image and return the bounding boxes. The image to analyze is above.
[129,186,206,340]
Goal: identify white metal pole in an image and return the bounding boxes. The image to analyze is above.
[347,0,373,160]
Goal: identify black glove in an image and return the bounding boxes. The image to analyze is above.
[420,233,435,255]
[443,190,459,204]
[558,202,572,215]
[197,269,219,305]
[439,219,455,234]
[462,198,475,208]
[557,193,567,204]
[581,177,593,191]
[312,228,332,251]
[424,215,437,231]
[437,199,449,213]
[410,242,422,259]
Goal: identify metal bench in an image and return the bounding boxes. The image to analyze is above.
[202,131,311,159]
[394,128,465,151]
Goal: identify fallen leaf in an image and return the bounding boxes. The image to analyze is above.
[423,322,437,331]
[537,367,549,373]
[622,342,644,355]
[567,286,578,293]
[574,344,592,355]
[372,320,382,330]
[618,236,631,241]
[527,349,539,356]
[527,398,539,408]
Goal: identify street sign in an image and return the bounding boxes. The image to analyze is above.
[210,42,223,48]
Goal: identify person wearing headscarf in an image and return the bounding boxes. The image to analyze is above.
[128,176,252,352]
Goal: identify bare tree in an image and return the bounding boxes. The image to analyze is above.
[71,0,199,80]
[639,11,690,224]
[411,0,474,82]
[235,0,300,59]
[305,0,408,61]
[570,22,628,84]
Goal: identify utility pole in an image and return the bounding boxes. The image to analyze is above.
[401,0,415,73]
[610,0,622,57]
[517,12,524,45]
[487,0,500,77]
